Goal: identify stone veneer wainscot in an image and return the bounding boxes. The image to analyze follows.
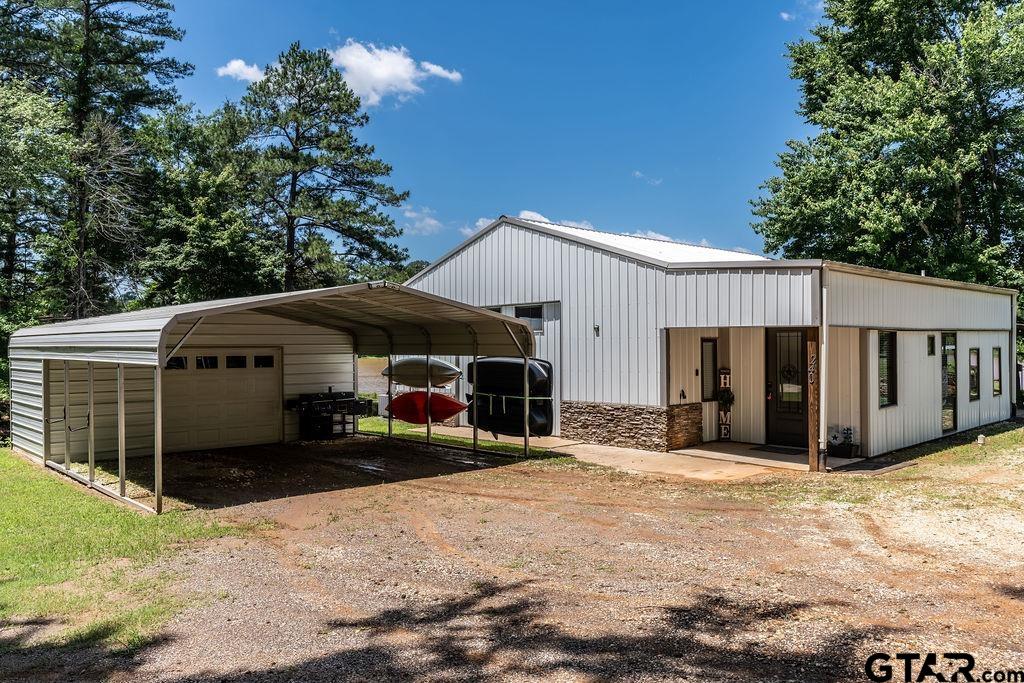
[559,401,702,451]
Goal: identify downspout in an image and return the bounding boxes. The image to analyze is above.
[819,264,829,467]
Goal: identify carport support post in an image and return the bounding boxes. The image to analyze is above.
[117,363,126,497]
[87,362,95,483]
[154,366,163,514]
[62,361,71,468]
[472,341,479,453]
[385,352,393,438]
[425,350,432,444]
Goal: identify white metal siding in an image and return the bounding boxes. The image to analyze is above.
[862,329,1011,457]
[826,327,861,445]
[956,331,1013,432]
[828,270,1012,331]
[10,357,45,457]
[667,328,719,442]
[729,327,766,444]
[164,311,353,442]
[410,221,816,409]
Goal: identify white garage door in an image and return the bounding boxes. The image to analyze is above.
[162,347,282,452]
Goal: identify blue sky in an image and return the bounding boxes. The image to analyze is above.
[167,0,823,262]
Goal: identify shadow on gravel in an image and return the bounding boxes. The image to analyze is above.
[0,616,170,683]
[996,584,1024,601]
[1,582,890,682]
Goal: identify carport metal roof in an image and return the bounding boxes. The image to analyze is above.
[10,281,536,365]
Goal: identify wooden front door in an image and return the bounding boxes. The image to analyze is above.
[766,329,808,447]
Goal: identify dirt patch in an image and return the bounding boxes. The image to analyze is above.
[4,437,1024,682]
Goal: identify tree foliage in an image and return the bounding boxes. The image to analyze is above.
[243,43,408,291]
[753,0,1024,293]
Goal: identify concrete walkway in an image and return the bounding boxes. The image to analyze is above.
[412,425,792,481]
[549,442,778,481]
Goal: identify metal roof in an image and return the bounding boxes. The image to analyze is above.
[9,281,535,365]
[515,217,769,264]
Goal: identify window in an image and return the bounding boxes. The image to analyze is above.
[226,355,247,369]
[927,335,935,356]
[878,331,897,407]
[700,338,718,402]
[254,355,275,368]
[514,305,544,333]
[993,348,1002,396]
[165,356,187,370]
[196,355,218,370]
[969,348,980,400]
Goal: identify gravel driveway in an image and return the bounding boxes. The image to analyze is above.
[4,435,1024,682]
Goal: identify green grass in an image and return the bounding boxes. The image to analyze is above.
[0,448,235,652]
[358,416,551,457]
[718,422,1024,510]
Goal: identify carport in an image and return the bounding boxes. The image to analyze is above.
[8,281,535,513]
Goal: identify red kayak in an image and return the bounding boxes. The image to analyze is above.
[388,391,467,424]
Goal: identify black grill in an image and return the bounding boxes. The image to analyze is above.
[286,388,374,440]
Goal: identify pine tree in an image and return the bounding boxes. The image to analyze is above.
[243,42,408,292]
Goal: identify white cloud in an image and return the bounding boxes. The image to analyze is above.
[460,216,493,237]
[517,210,550,222]
[632,170,663,186]
[628,229,678,242]
[216,58,264,82]
[330,39,462,107]
[517,210,594,230]
[779,11,795,21]
[419,61,463,83]
[401,206,444,236]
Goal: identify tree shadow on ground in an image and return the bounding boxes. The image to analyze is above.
[2,581,892,682]
[0,615,170,683]
[996,584,1024,601]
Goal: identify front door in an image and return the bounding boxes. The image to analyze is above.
[766,329,808,447]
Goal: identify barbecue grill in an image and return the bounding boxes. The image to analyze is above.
[285,387,374,439]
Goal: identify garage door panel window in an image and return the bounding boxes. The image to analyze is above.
[196,355,218,369]
[254,355,275,368]
[226,355,247,369]
[165,356,187,370]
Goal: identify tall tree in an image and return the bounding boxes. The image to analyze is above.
[0,79,72,313]
[133,104,281,306]
[243,42,408,291]
[753,0,1024,292]
[2,0,192,317]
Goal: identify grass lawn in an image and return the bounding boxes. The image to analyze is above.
[0,448,236,652]
[358,416,551,457]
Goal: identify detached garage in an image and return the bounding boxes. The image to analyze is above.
[8,281,535,513]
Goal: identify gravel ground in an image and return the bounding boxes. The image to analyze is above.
[3,436,1024,682]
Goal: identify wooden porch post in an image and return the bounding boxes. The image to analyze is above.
[807,327,822,472]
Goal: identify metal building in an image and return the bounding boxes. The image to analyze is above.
[407,216,1018,467]
[9,282,534,512]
